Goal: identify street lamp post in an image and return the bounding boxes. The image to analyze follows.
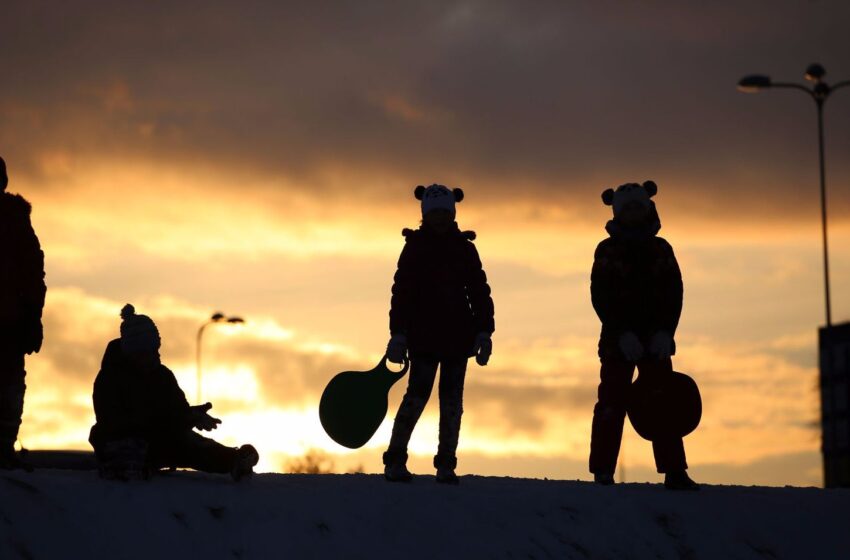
[740,64,850,488]
[738,63,850,327]
[196,312,245,403]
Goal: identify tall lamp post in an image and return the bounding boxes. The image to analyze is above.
[738,63,849,327]
[739,64,850,487]
[196,312,245,403]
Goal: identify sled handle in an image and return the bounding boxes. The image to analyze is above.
[379,354,410,378]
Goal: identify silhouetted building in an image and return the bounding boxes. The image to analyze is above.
[819,322,850,487]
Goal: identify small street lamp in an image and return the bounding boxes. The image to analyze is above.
[196,312,245,403]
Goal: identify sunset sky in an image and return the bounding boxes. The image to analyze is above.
[3,1,850,485]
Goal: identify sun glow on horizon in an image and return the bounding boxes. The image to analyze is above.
[8,157,844,487]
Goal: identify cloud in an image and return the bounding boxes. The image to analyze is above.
[4,2,844,486]
[17,281,823,486]
[2,1,850,221]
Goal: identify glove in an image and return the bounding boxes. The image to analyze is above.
[190,403,221,431]
[472,332,492,366]
[19,316,43,355]
[386,334,408,364]
[618,331,644,363]
[649,331,673,361]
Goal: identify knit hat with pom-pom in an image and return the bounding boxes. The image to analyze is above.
[601,180,657,218]
[119,304,161,354]
[414,184,464,217]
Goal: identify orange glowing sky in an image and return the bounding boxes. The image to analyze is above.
[3,1,850,485]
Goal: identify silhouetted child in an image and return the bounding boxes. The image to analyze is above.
[89,304,259,481]
[383,184,495,484]
[590,181,698,491]
[0,157,45,471]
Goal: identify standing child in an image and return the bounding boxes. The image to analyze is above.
[589,181,699,490]
[0,157,46,471]
[383,184,495,484]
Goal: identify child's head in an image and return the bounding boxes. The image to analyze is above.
[119,304,162,370]
[601,181,657,227]
[423,208,454,233]
[414,184,464,233]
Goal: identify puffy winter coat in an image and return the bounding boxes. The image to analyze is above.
[591,217,683,357]
[0,192,46,354]
[89,339,193,450]
[389,223,495,360]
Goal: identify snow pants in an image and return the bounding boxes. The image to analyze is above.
[590,352,687,475]
[0,350,26,453]
[148,431,238,473]
[386,357,467,469]
[97,431,238,474]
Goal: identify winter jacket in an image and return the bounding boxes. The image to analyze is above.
[0,192,46,355]
[591,212,682,356]
[389,223,495,360]
[89,339,193,450]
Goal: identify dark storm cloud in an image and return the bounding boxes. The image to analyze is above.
[2,0,850,216]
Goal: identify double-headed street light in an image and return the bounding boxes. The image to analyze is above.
[738,63,850,327]
[196,312,245,403]
[740,64,850,488]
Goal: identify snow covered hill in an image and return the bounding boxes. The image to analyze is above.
[0,470,846,559]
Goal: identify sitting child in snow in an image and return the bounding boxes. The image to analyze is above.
[383,184,495,484]
[89,304,259,481]
[589,180,698,491]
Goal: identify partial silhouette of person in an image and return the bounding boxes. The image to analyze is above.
[589,181,698,491]
[89,304,259,481]
[0,157,46,471]
[383,184,495,485]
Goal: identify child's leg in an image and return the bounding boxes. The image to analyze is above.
[386,358,439,459]
[149,431,237,474]
[637,357,688,473]
[435,358,468,469]
[652,438,687,473]
[0,352,26,462]
[589,351,635,475]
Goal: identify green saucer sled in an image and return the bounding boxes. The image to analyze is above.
[319,355,410,449]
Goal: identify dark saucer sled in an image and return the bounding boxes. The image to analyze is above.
[319,356,410,449]
[627,371,702,441]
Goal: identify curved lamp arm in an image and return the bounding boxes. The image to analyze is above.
[830,80,850,93]
[769,82,818,99]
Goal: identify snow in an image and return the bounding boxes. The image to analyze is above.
[0,470,847,559]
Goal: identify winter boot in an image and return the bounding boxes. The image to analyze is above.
[231,444,260,481]
[434,454,459,485]
[594,472,615,486]
[383,449,413,482]
[0,444,33,472]
[664,470,699,491]
[435,468,459,485]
